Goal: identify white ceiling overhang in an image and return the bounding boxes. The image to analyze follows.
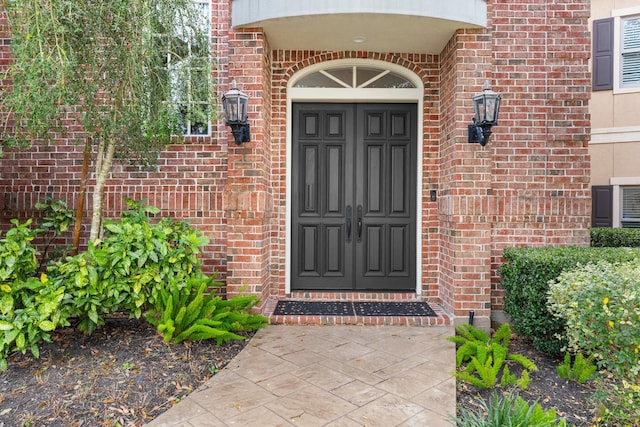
[231,0,487,54]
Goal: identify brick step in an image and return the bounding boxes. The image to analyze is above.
[264,298,452,326]
[268,312,451,326]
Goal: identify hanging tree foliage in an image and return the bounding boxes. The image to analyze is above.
[1,0,213,243]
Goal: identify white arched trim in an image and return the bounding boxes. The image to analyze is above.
[285,59,424,295]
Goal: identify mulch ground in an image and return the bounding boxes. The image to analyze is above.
[1,320,599,426]
[0,317,251,426]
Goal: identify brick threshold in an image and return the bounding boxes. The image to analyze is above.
[263,297,452,326]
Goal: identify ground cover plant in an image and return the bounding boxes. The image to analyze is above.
[454,389,567,427]
[453,329,598,427]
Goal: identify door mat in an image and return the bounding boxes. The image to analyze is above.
[273,301,436,317]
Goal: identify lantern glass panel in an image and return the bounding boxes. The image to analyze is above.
[473,95,485,123]
[484,95,500,124]
[238,95,248,122]
[222,89,249,123]
[222,96,236,122]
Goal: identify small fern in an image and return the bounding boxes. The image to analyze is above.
[500,365,516,387]
[509,353,539,372]
[557,352,597,384]
[447,323,536,390]
[146,275,267,344]
[517,369,531,390]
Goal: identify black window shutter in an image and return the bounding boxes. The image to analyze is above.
[593,18,614,91]
[592,185,613,227]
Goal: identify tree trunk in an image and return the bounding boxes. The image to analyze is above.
[89,139,116,242]
[72,138,91,254]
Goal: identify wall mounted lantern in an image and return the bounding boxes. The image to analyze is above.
[221,81,250,144]
[468,80,502,147]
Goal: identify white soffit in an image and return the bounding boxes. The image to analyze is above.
[232,0,487,54]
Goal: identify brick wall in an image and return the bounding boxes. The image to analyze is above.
[438,27,494,324]
[0,0,591,323]
[489,0,592,314]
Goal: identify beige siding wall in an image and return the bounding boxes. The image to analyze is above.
[590,0,640,186]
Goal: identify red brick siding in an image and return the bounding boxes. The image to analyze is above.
[489,0,591,311]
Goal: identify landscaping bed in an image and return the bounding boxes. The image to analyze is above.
[1,319,600,427]
[455,335,597,426]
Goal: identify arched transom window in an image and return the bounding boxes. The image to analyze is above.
[294,65,416,89]
[288,61,422,101]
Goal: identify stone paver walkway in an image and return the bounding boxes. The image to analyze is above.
[147,325,455,427]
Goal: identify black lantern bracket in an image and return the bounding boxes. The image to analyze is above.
[221,81,251,144]
[468,80,502,147]
[468,119,493,147]
[228,121,251,145]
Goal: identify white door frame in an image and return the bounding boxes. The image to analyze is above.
[285,59,425,294]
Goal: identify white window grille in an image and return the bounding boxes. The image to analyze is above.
[166,0,211,135]
[621,16,640,87]
[621,186,640,228]
[294,66,416,89]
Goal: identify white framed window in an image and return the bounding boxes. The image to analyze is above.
[611,178,640,228]
[621,16,640,88]
[166,0,212,135]
[613,7,640,93]
[621,186,640,228]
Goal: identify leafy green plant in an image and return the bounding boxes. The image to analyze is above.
[556,352,597,384]
[0,275,70,371]
[500,246,640,357]
[0,219,74,369]
[548,260,640,378]
[47,200,211,334]
[0,201,265,370]
[451,390,567,427]
[0,219,39,285]
[34,197,74,267]
[145,275,267,344]
[447,323,537,389]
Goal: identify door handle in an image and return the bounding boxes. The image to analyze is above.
[357,205,363,241]
[346,206,352,240]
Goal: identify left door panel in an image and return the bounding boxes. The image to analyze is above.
[292,104,354,290]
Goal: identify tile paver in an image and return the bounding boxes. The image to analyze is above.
[146,324,455,427]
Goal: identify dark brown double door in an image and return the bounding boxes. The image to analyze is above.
[292,103,417,291]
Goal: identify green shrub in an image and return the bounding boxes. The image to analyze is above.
[447,323,537,390]
[451,390,567,427]
[47,200,210,334]
[0,275,70,371]
[0,200,267,370]
[590,227,640,247]
[0,220,59,370]
[145,275,267,344]
[547,261,640,378]
[499,246,640,357]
